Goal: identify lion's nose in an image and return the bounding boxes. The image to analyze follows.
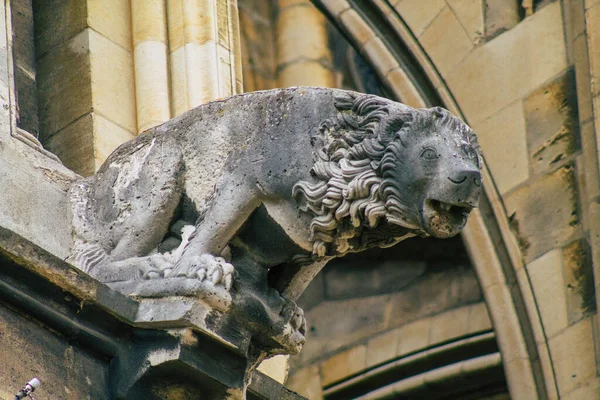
[448,169,481,187]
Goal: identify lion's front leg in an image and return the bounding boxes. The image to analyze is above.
[169,178,262,289]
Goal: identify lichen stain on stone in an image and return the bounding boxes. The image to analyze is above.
[564,240,597,316]
[559,164,580,228]
[507,212,531,254]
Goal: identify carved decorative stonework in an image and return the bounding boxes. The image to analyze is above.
[66,87,481,395]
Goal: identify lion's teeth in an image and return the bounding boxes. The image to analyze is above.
[441,203,451,211]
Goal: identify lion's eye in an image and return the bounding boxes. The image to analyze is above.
[420,148,439,160]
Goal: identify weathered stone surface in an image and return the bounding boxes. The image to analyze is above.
[419,6,473,78]
[37,30,92,142]
[526,249,569,338]
[549,318,596,396]
[503,165,580,262]
[33,0,87,58]
[446,0,484,44]
[472,100,529,194]
[447,2,567,125]
[320,344,366,386]
[483,0,519,40]
[524,71,579,175]
[563,239,596,323]
[393,0,446,37]
[0,304,111,399]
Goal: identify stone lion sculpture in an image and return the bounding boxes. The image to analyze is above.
[68,87,481,352]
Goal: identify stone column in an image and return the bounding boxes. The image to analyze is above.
[276,0,334,88]
[167,0,243,116]
[132,0,171,134]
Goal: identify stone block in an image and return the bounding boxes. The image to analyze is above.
[93,113,136,169]
[33,0,87,58]
[0,304,110,399]
[467,302,492,334]
[574,33,593,123]
[501,357,538,399]
[562,378,600,400]
[385,68,427,108]
[537,343,559,400]
[515,266,547,344]
[366,328,400,367]
[37,30,92,141]
[320,345,366,386]
[88,0,132,50]
[419,6,473,78]
[131,0,167,45]
[428,306,470,344]
[587,4,600,96]
[300,295,388,364]
[184,41,220,107]
[14,67,39,136]
[340,9,374,46]
[257,355,289,384]
[396,317,431,357]
[446,2,567,124]
[562,239,596,323]
[169,45,188,116]
[362,37,399,76]
[89,30,136,133]
[549,318,596,396]
[133,40,171,133]
[285,365,323,400]
[12,0,36,72]
[277,0,308,9]
[446,0,484,44]
[297,268,324,312]
[580,121,600,201]
[524,71,579,175]
[323,0,350,17]
[483,0,519,40]
[393,0,446,37]
[167,0,185,50]
[526,250,569,338]
[485,283,530,363]
[44,113,95,176]
[503,165,580,262]
[184,0,217,46]
[471,101,529,195]
[276,5,330,65]
[278,61,334,87]
[322,260,425,300]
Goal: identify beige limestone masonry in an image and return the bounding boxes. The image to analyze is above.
[419,5,474,79]
[527,250,569,339]
[445,2,567,125]
[34,1,136,175]
[393,0,446,38]
[167,0,243,116]
[276,0,334,87]
[289,303,493,396]
[132,0,170,133]
[471,101,529,195]
[446,0,483,44]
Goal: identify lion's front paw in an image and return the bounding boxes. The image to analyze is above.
[168,254,234,290]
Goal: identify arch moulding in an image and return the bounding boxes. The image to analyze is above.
[311,1,558,399]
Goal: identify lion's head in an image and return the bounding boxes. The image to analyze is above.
[293,92,482,258]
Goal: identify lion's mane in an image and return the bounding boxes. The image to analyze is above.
[293,92,478,258]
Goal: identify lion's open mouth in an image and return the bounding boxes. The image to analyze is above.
[421,198,473,238]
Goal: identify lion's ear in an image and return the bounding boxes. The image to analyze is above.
[377,111,414,147]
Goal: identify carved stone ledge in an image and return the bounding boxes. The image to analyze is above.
[0,226,305,399]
